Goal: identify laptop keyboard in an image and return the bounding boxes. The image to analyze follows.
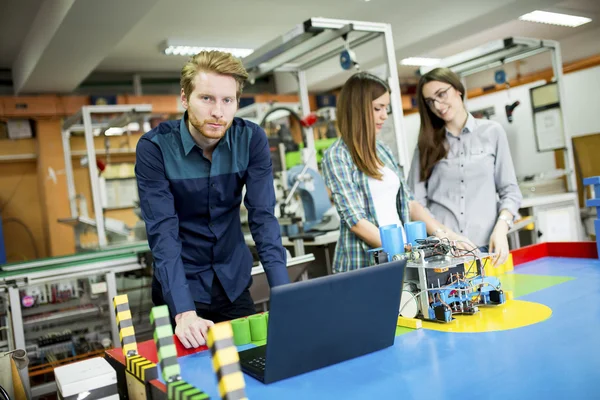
[247,356,266,371]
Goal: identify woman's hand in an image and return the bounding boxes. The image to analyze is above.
[435,229,477,253]
[489,222,510,266]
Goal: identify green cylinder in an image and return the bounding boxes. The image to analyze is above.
[249,313,267,341]
[231,318,251,346]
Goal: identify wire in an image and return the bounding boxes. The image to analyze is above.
[258,106,308,148]
[0,174,25,213]
[0,384,10,400]
[2,217,40,259]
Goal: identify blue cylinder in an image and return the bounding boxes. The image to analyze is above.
[378,224,397,243]
[381,226,405,257]
[405,221,427,246]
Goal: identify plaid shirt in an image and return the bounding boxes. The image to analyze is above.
[322,139,414,273]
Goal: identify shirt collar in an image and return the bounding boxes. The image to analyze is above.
[446,112,475,137]
[179,111,232,156]
[180,112,197,156]
[463,112,476,134]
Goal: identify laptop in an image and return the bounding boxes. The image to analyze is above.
[239,259,406,384]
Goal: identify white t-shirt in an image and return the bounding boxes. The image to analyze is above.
[368,166,407,243]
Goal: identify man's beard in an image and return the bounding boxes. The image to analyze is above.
[189,110,231,139]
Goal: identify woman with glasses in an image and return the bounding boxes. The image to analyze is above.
[322,72,474,273]
[408,67,522,266]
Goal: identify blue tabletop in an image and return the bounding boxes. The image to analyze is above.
[165,257,600,399]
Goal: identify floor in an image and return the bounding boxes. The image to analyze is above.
[158,256,600,399]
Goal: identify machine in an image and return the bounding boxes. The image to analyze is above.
[372,233,506,324]
[281,164,339,238]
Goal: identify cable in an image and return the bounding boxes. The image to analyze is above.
[0,174,25,214]
[259,106,308,148]
[0,384,10,400]
[2,217,39,259]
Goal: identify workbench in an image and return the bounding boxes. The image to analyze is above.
[106,241,600,399]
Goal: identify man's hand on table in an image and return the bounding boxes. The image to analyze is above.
[174,311,214,348]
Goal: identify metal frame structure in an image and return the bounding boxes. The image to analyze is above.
[420,37,577,193]
[61,104,152,248]
[241,17,409,173]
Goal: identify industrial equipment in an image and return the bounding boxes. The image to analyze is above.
[60,104,153,249]
[241,18,410,175]
[372,233,506,324]
[0,242,314,397]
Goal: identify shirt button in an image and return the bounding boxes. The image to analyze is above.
[461,196,464,199]
[211,183,216,188]
[461,164,463,167]
[461,180,464,183]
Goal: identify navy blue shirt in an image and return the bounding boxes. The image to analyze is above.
[135,113,289,316]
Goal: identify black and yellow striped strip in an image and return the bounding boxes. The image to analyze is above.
[167,379,210,400]
[113,294,138,357]
[150,305,181,383]
[126,354,158,382]
[207,322,247,400]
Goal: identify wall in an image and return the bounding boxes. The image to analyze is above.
[563,64,600,138]
[0,157,46,261]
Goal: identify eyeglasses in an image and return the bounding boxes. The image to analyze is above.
[424,86,453,108]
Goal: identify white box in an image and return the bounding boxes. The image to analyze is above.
[54,357,118,399]
[6,119,33,139]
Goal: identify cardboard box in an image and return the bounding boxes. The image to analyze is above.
[54,357,118,400]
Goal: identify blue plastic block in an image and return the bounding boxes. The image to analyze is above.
[586,199,600,208]
[583,177,600,186]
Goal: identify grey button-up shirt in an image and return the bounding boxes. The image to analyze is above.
[408,113,522,247]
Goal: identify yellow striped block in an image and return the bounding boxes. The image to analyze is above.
[208,322,248,400]
[113,294,138,357]
[126,354,158,382]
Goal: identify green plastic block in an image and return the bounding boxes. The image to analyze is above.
[249,313,267,341]
[154,324,174,341]
[231,318,251,346]
[162,364,181,383]
[149,305,170,324]
[157,344,177,361]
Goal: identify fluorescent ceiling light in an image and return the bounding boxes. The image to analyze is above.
[518,10,592,27]
[400,57,441,67]
[162,42,253,58]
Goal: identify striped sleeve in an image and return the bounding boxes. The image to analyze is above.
[322,141,367,228]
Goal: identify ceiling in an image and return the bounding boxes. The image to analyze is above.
[0,0,599,95]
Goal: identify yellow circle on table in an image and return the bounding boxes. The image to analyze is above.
[422,300,552,333]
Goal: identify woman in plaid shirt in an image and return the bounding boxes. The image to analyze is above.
[322,72,475,273]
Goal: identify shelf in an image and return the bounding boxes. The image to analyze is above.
[0,153,37,163]
[22,305,101,326]
[70,148,136,157]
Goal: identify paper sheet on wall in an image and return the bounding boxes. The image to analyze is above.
[534,108,565,151]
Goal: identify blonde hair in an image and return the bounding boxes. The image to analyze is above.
[180,51,249,101]
[337,72,390,180]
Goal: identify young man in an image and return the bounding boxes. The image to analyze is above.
[135,51,290,349]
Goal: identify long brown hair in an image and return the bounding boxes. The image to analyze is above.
[337,72,390,180]
[416,67,465,181]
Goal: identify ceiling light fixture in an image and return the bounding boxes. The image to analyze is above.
[160,41,254,58]
[400,57,441,67]
[518,10,592,27]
